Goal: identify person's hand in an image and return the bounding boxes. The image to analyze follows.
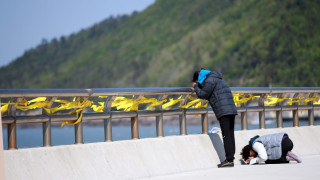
[245,156,254,164]
[249,157,258,165]
[192,82,197,88]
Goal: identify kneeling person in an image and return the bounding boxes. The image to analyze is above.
[241,132,301,164]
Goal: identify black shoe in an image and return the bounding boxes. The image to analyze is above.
[217,160,234,168]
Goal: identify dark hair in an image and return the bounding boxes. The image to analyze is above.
[192,71,200,82]
[240,145,252,160]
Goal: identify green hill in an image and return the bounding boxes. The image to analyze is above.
[1,0,320,89]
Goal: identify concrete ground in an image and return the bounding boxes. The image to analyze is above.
[139,155,320,180]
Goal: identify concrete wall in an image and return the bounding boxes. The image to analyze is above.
[4,126,320,180]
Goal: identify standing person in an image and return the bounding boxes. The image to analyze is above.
[192,69,238,168]
[241,132,302,165]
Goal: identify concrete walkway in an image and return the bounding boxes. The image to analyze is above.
[140,155,320,180]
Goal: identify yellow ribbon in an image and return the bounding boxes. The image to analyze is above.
[233,93,259,106]
[91,102,105,112]
[61,111,84,127]
[314,98,320,105]
[111,97,138,112]
[264,96,288,106]
[162,96,182,109]
[1,97,49,114]
[59,99,93,127]
[300,96,319,105]
[1,104,9,115]
[111,96,168,112]
[179,96,208,109]
[146,98,167,110]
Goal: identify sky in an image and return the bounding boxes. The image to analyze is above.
[0,0,155,67]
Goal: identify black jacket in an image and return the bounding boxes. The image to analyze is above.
[194,71,238,119]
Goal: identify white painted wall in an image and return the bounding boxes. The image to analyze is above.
[4,126,320,180]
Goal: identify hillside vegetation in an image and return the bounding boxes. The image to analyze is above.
[1,0,319,88]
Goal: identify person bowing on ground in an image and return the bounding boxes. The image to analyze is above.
[241,132,302,165]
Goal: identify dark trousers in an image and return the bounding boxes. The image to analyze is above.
[265,135,294,164]
[218,115,236,162]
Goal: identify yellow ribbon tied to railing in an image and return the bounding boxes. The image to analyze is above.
[179,96,208,109]
[146,98,167,110]
[58,100,93,127]
[1,103,9,115]
[264,96,288,106]
[91,102,105,112]
[314,98,320,105]
[233,93,259,106]
[110,96,168,112]
[299,96,319,105]
[111,96,139,112]
[162,96,182,109]
[16,98,50,111]
[1,97,49,114]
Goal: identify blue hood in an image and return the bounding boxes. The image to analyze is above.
[198,69,211,84]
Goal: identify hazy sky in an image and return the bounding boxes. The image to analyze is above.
[0,0,155,67]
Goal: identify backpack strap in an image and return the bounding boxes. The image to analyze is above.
[249,135,260,147]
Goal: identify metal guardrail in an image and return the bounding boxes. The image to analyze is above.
[1,87,320,150]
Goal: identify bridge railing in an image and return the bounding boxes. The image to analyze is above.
[1,87,320,150]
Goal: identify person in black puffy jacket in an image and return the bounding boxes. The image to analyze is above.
[192,69,238,168]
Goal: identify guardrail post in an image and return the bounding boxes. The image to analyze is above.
[292,93,299,127]
[156,114,164,137]
[179,110,187,135]
[156,95,167,137]
[276,94,284,128]
[201,111,208,134]
[75,97,86,144]
[7,98,22,149]
[75,121,83,144]
[179,95,189,135]
[131,95,142,139]
[308,93,315,126]
[104,96,115,142]
[131,115,139,139]
[42,97,56,147]
[7,122,17,149]
[42,119,51,147]
[240,102,247,130]
[104,118,112,142]
[259,94,266,129]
